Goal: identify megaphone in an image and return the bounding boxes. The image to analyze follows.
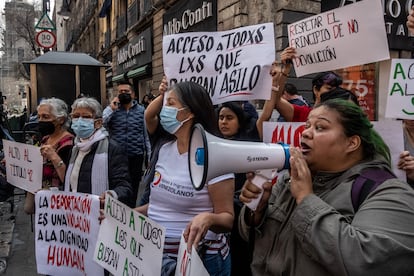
[189,123,290,190]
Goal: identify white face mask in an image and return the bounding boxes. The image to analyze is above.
[159,106,191,134]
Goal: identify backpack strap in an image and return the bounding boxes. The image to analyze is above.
[351,168,395,211]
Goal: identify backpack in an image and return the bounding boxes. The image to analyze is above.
[351,168,395,211]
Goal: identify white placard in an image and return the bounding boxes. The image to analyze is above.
[163,23,275,104]
[385,59,414,120]
[94,195,165,276]
[175,234,209,276]
[35,191,103,276]
[288,1,389,77]
[3,139,42,193]
[263,120,405,180]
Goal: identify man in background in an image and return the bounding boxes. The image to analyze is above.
[104,80,150,207]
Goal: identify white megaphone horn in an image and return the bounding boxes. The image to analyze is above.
[188,123,291,190]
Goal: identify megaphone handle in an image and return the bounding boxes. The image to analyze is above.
[244,174,268,211]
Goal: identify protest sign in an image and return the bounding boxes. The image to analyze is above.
[385,59,414,120]
[94,195,165,276]
[3,140,42,193]
[263,120,405,179]
[163,23,275,104]
[35,190,103,276]
[175,234,209,276]
[288,1,389,77]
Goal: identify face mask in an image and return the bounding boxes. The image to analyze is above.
[118,93,132,105]
[71,118,96,139]
[160,106,190,134]
[38,121,56,136]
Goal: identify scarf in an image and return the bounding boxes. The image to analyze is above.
[65,128,109,196]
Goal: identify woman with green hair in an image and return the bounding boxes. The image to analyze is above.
[239,99,414,276]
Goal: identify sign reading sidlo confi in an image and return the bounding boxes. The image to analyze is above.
[163,0,217,35]
[116,27,152,73]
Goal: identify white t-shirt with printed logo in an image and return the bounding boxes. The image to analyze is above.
[147,140,234,240]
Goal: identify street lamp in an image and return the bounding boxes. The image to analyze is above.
[57,0,71,20]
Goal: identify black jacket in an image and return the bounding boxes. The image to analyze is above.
[75,138,132,205]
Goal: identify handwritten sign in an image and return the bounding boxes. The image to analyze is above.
[175,234,209,276]
[163,23,275,104]
[263,120,405,179]
[35,190,103,276]
[385,59,414,120]
[288,1,389,77]
[3,140,42,193]
[94,195,165,276]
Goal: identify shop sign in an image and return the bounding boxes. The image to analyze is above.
[116,27,152,73]
[163,0,217,35]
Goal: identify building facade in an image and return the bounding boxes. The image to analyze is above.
[1,0,39,112]
[56,0,413,119]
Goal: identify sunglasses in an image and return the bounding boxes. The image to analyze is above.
[112,101,120,105]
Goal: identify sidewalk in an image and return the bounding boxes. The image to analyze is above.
[1,190,39,275]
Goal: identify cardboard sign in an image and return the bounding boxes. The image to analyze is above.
[35,191,103,276]
[94,195,165,276]
[263,120,405,180]
[175,234,209,276]
[385,59,414,120]
[163,23,275,104]
[3,140,42,193]
[288,1,389,77]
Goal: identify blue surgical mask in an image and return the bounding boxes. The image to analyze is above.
[71,118,96,138]
[160,106,190,134]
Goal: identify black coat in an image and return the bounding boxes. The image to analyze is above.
[74,138,132,205]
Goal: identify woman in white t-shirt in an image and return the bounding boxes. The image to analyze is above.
[135,79,234,276]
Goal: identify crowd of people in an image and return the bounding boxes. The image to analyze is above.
[12,9,414,276]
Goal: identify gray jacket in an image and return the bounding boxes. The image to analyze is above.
[239,156,414,276]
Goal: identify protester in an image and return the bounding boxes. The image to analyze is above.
[217,101,259,276]
[256,47,357,139]
[398,119,414,188]
[135,79,234,276]
[104,80,150,207]
[277,83,308,122]
[141,93,155,108]
[239,99,414,276]
[64,97,132,207]
[407,6,414,35]
[102,95,119,121]
[24,98,74,214]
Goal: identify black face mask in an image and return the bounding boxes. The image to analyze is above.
[38,121,55,136]
[118,93,132,105]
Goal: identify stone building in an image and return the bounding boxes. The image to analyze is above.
[1,0,38,112]
[56,0,414,119]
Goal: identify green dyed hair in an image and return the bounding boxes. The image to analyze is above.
[314,99,391,165]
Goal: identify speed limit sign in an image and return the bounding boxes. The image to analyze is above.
[36,30,56,48]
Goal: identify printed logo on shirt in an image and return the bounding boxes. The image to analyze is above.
[154,177,194,198]
[153,171,161,186]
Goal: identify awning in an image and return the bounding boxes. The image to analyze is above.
[126,65,149,79]
[112,73,126,83]
[99,0,112,18]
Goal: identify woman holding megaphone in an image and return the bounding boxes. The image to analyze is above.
[239,99,414,276]
[135,78,234,276]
